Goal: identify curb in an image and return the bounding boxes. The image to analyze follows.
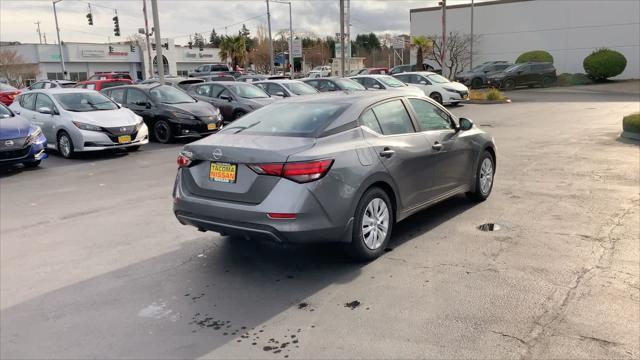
[466,99,512,105]
[621,131,640,141]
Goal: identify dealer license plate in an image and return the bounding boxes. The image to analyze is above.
[209,162,237,183]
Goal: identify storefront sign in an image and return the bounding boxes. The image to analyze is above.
[109,51,128,56]
[82,49,106,57]
[185,52,197,58]
[199,53,213,58]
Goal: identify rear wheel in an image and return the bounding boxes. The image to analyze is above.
[466,151,495,202]
[153,120,173,144]
[503,79,516,91]
[349,187,393,261]
[471,78,483,89]
[429,92,443,104]
[57,131,74,159]
[542,76,553,88]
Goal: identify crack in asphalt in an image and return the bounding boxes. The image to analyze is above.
[490,330,527,345]
[518,204,635,359]
[577,335,623,348]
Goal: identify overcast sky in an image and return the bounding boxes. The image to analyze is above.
[0,0,476,45]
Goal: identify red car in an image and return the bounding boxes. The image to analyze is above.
[75,78,133,91]
[0,83,20,106]
[87,72,134,81]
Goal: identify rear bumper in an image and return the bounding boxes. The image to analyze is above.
[172,170,353,243]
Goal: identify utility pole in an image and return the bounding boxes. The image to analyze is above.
[345,0,350,75]
[266,0,274,75]
[52,0,67,80]
[142,0,154,79]
[470,0,474,69]
[274,1,293,79]
[339,0,345,77]
[35,21,42,44]
[43,33,48,44]
[441,0,446,74]
[150,0,164,83]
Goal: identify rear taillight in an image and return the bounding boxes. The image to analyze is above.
[248,159,333,183]
[177,151,193,168]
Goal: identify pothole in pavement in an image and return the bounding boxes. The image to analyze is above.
[478,223,501,232]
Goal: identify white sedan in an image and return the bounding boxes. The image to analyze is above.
[393,72,470,105]
[9,88,149,158]
[348,74,424,97]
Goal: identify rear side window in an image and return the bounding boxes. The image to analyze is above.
[102,81,126,89]
[211,65,229,72]
[194,85,211,96]
[20,93,37,110]
[126,89,148,106]
[221,102,350,137]
[394,74,409,83]
[360,109,382,134]
[371,100,415,135]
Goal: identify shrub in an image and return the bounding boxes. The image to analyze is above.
[516,50,553,64]
[583,48,627,81]
[557,73,594,86]
[623,113,640,134]
[485,88,506,101]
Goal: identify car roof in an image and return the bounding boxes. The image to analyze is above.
[349,74,394,78]
[28,87,97,94]
[394,71,438,76]
[253,79,302,84]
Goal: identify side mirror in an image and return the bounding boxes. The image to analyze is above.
[275,91,286,97]
[37,106,52,114]
[419,81,427,85]
[459,117,474,131]
[220,95,232,102]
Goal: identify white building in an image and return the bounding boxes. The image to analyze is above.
[410,0,640,79]
[1,39,223,83]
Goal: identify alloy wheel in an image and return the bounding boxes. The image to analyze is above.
[361,198,389,250]
[59,134,71,158]
[479,157,494,195]
[154,122,170,143]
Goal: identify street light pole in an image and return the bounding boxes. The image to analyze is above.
[52,0,67,80]
[441,0,446,74]
[339,0,345,77]
[150,0,164,84]
[266,0,274,75]
[274,1,293,79]
[470,0,474,69]
[142,0,154,79]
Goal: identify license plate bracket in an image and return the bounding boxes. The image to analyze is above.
[209,162,237,183]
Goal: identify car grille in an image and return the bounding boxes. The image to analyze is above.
[0,137,27,150]
[0,146,31,160]
[105,131,139,143]
[103,125,137,136]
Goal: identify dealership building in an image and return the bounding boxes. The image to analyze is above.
[410,0,640,79]
[1,38,223,83]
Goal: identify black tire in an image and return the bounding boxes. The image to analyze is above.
[541,76,553,88]
[153,120,173,144]
[233,111,247,120]
[349,187,394,261]
[466,150,495,202]
[503,79,516,91]
[471,78,483,89]
[126,145,141,152]
[23,160,41,168]
[57,131,74,159]
[449,102,460,107]
[429,92,443,104]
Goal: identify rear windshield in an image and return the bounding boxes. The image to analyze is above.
[282,82,318,95]
[335,79,365,90]
[220,102,349,137]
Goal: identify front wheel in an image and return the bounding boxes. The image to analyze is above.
[503,79,516,91]
[349,187,394,261]
[429,92,443,104]
[466,151,495,202]
[57,131,74,159]
[153,120,173,144]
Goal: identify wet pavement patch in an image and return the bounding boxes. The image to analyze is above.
[478,223,501,232]
[344,300,361,310]
[297,302,308,310]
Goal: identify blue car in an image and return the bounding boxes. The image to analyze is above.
[0,103,47,168]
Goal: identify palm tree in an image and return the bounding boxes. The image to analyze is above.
[219,35,247,70]
[411,36,430,70]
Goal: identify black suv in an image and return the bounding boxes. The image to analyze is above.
[487,62,557,90]
[454,61,512,89]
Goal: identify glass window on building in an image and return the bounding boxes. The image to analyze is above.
[47,72,64,80]
[69,72,88,81]
[177,70,188,77]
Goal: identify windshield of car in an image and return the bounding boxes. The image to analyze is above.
[378,76,406,87]
[471,64,487,72]
[53,92,118,112]
[0,83,18,91]
[150,85,196,104]
[0,104,13,118]
[220,102,349,137]
[227,84,270,98]
[335,79,366,90]
[426,74,451,84]
[282,82,318,95]
[504,64,526,73]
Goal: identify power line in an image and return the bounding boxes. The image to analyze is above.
[171,13,267,39]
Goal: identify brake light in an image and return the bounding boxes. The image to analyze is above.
[248,159,333,183]
[177,151,193,168]
[267,213,297,219]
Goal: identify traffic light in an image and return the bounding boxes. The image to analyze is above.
[188,41,193,49]
[108,45,114,53]
[113,15,120,37]
[86,13,93,26]
[130,45,135,52]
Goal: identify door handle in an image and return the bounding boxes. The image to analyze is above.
[379,147,395,158]
[432,142,443,151]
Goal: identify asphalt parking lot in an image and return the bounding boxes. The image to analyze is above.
[1,84,639,359]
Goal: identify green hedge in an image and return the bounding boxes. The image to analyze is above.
[516,50,554,64]
[583,48,627,81]
[623,113,640,134]
[557,73,593,86]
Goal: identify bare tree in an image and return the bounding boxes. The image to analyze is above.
[0,50,38,87]
[427,32,478,78]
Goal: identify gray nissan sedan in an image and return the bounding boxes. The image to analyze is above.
[173,91,496,260]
